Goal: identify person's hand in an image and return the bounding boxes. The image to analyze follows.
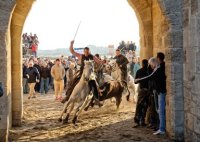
[134,79,139,84]
[119,65,122,68]
[36,79,40,83]
[70,40,75,45]
[26,74,29,79]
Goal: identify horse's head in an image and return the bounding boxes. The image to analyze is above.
[106,59,117,72]
[83,60,94,81]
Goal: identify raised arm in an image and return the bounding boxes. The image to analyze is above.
[93,56,104,64]
[70,40,81,59]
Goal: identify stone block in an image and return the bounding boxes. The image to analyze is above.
[160,0,182,16]
[184,127,193,142]
[0,115,8,129]
[171,64,183,81]
[191,0,199,15]
[167,12,183,29]
[174,126,184,141]
[165,48,184,63]
[192,74,200,93]
[189,17,199,48]
[183,7,189,28]
[174,110,184,128]
[185,112,194,130]
[193,116,200,135]
[196,52,200,73]
[0,0,15,12]
[170,30,183,49]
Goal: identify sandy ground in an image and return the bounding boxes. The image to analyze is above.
[9,93,172,142]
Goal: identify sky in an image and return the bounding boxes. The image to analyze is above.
[23,0,139,50]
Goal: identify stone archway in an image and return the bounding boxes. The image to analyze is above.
[0,0,184,141]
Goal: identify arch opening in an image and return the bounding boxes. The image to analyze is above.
[0,0,184,141]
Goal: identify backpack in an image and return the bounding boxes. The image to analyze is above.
[0,82,3,97]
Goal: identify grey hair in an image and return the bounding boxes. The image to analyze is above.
[148,57,158,67]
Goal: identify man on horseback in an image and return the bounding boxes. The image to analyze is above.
[62,40,103,103]
[114,49,129,83]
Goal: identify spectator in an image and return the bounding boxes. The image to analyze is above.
[33,59,41,93]
[26,61,40,99]
[133,59,149,127]
[23,60,29,94]
[51,58,65,100]
[133,57,141,78]
[40,62,51,95]
[31,42,38,57]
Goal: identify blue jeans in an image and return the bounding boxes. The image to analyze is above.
[158,93,166,132]
[40,77,49,94]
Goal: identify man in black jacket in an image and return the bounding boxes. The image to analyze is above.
[133,59,149,127]
[33,59,41,93]
[23,61,29,94]
[40,62,51,95]
[26,61,40,99]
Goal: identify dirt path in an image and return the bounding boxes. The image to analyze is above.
[9,93,172,142]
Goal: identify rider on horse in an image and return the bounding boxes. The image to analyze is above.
[62,40,103,103]
[114,49,129,83]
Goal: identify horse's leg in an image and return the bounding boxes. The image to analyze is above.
[126,85,131,102]
[115,94,122,110]
[63,102,75,124]
[84,96,94,111]
[72,93,93,124]
[58,99,72,122]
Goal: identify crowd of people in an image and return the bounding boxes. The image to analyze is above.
[22,33,39,57]
[133,52,166,135]
[118,40,137,54]
[23,56,77,100]
[22,39,166,136]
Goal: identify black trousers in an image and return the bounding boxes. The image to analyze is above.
[134,88,148,124]
[88,80,99,99]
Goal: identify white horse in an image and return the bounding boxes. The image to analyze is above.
[58,60,94,124]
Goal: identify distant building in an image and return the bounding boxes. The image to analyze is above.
[108,45,114,56]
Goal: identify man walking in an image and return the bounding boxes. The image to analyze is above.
[51,58,65,100]
[26,61,40,99]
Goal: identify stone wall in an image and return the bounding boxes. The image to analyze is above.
[0,0,16,141]
[11,0,35,127]
[183,0,200,141]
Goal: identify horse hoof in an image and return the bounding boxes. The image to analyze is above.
[62,119,68,124]
[63,117,69,124]
[72,116,77,124]
[84,106,89,111]
[58,118,62,122]
[126,95,130,101]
